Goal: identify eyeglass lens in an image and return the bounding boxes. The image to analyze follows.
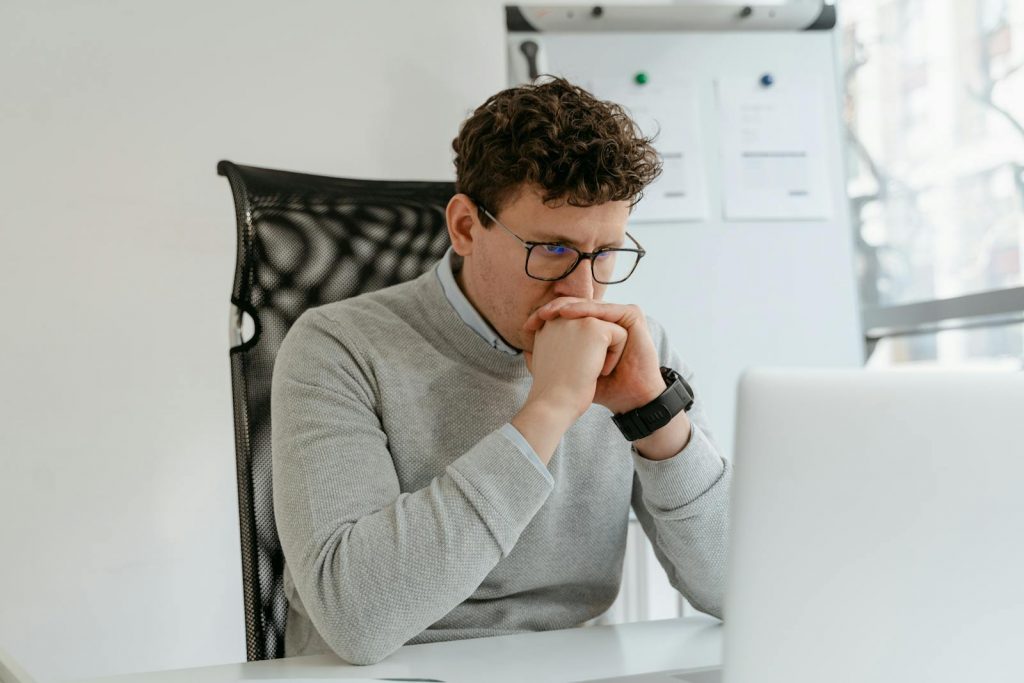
[527,245,640,283]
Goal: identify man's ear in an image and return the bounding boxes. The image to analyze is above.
[446,194,478,256]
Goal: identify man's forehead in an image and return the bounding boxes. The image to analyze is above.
[504,191,630,244]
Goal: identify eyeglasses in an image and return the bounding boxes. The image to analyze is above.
[478,206,645,285]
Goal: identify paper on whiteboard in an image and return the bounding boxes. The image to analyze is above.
[588,78,708,223]
[716,75,832,221]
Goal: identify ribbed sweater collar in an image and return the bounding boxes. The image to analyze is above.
[412,265,532,382]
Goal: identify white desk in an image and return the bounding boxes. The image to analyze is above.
[77,616,722,683]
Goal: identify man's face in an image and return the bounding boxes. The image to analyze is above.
[453,185,632,351]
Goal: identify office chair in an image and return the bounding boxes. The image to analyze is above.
[217,161,454,660]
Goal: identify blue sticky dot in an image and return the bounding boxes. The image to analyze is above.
[760,73,774,87]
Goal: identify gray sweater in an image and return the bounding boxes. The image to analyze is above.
[271,264,731,665]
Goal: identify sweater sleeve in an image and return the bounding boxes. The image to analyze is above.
[271,311,554,665]
[628,318,732,618]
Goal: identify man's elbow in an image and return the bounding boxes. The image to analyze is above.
[686,590,724,621]
[330,634,403,666]
[315,603,407,665]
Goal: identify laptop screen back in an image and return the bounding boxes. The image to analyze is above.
[725,369,1024,683]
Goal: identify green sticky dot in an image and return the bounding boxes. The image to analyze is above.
[634,72,648,85]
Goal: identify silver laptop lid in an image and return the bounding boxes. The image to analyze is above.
[725,369,1024,683]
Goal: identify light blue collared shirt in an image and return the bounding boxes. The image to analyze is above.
[434,249,553,485]
[435,248,521,355]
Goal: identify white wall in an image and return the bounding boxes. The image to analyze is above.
[0,2,505,680]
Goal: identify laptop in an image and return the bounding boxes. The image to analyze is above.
[582,369,1024,683]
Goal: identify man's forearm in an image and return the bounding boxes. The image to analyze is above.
[276,430,553,665]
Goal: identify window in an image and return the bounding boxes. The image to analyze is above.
[841,0,1024,368]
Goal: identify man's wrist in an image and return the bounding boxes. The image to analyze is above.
[612,367,695,446]
[511,397,577,465]
[633,411,692,461]
[611,370,667,414]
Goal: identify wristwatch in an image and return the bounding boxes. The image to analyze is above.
[612,367,695,442]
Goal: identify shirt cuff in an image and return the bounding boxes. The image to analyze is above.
[631,423,727,515]
[499,423,555,487]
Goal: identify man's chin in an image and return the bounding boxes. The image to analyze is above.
[495,327,526,353]
[504,329,529,353]
[506,332,528,353]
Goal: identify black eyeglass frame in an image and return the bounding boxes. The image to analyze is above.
[478,205,646,284]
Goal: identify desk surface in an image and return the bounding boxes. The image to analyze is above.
[78,616,723,683]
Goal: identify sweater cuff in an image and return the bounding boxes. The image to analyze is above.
[447,429,555,554]
[499,423,555,487]
[631,423,726,516]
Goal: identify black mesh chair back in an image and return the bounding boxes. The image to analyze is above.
[217,161,454,660]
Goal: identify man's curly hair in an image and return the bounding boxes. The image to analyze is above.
[452,76,662,225]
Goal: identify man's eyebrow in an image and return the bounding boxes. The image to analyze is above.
[527,232,626,249]
[527,231,576,244]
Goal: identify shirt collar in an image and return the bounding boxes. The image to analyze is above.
[435,248,521,356]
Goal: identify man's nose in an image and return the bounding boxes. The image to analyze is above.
[553,258,595,299]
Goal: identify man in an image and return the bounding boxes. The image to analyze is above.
[271,77,731,665]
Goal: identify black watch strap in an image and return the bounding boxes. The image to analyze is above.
[612,367,695,442]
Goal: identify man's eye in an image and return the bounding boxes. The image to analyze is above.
[541,244,570,256]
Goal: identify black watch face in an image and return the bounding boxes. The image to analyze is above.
[661,367,685,390]
[661,367,694,409]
